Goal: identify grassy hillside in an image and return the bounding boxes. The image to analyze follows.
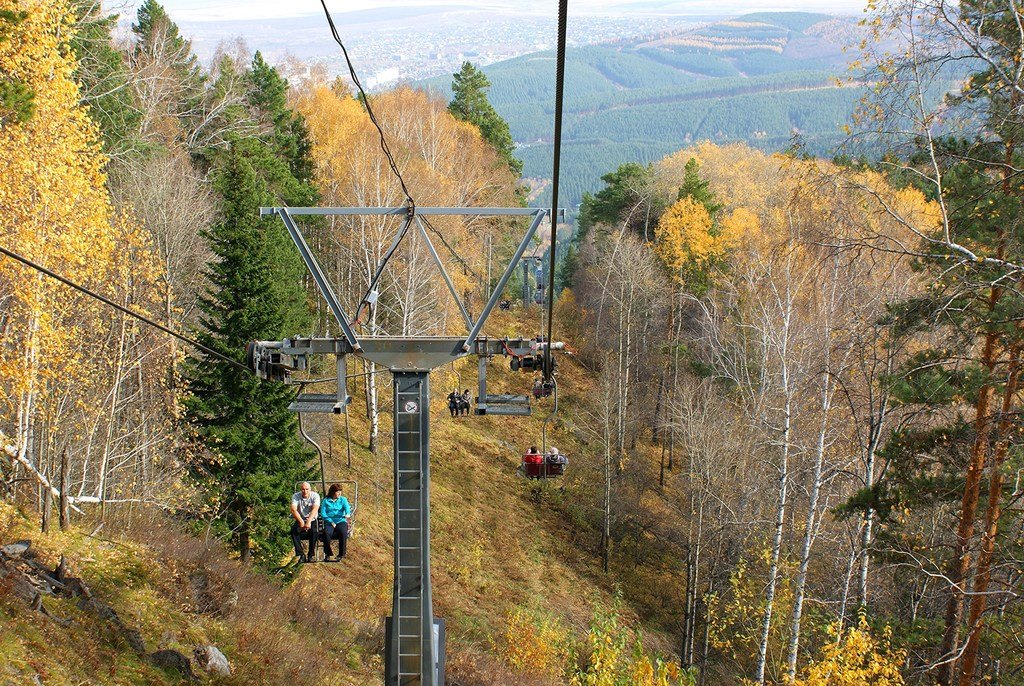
[1,309,681,684]
[419,12,867,209]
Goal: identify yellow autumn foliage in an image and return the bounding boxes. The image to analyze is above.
[0,0,162,450]
[500,607,572,679]
[293,82,520,334]
[790,618,906,686]
[570,603,693,686]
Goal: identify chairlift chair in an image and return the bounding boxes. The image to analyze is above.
[291,478,359,562]
[520,450,567,479]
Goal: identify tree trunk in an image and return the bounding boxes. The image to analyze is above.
[786,368,832,679]
[59,447,70,531]
[755,367,792,685]
[938,321,999,685]
[237,501,251,563]
[958,346,1021,686]
[98,312,130,521]
[603,418,612,574]
[41,479,52,533]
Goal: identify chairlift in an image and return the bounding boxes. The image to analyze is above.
[520,448,568,479]
[472,337,562,417]
[518,377,566,480]
[532,377,555,399]
[291,478,359,562]
[293,403,359,562]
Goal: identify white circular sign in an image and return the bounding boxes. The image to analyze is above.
[404,400,419,413]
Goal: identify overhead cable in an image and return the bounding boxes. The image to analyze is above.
[0,244,252,374]
[420,215,480,279]
[544,0,568,381]
[319,0,415,209]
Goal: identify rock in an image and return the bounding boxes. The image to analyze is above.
[1,564,39,603]
[1,540,31,558]
[193,645,231,676]
[149,649,197,681]
[79,596,146,654]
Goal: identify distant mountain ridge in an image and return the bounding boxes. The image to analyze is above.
[419,11,867,208]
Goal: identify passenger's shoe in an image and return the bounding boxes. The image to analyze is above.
[298,554,309,563]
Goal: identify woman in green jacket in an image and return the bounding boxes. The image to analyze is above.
[320,483,352,561]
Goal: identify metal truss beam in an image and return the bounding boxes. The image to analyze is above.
[261,207,560,217]
[272,208,362,350]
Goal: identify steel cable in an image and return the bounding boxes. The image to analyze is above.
[319,0,414,209]
[544,0,568,381]
[0,244,252,374]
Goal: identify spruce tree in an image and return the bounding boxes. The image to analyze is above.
[248,51,317,192]
[182,57,317,565]
[131,0,204,129]
[677,158,722,215]
[448,61,522,176]
[182,137,312,565]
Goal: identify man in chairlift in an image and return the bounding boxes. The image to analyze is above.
[320,483,352,562]
[447,389,460,418]
[545,446,567,475]
[460,389,472,416]
[290,481,321,563]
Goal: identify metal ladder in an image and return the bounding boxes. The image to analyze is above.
[389,371,440,685]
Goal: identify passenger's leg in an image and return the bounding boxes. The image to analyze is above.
[290,522,304,559]
[322,521,335,558]
[338,521,349,559]
[306,522,319,560]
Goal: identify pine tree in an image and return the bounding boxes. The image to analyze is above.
[582,162,665,238]
[182,137,313,565]
[677,158,722,216]
[0,8,33,124]
[69,0,140,157]
[448,61,522,176]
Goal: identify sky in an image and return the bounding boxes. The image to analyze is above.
[119,0,868,23]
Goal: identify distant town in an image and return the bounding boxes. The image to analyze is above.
[172,12,700,88]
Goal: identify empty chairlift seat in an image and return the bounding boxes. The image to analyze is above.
[476,394,532,416]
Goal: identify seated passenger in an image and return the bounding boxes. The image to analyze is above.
[320,483,352,562]
[532,378,544,398]
[447,389,459,418]
[523,445,543,478]
[546,446,568,474]
[290,481,321,563]
[546,446,567,463]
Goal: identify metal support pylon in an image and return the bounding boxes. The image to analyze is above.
[253,205,565,686]
[390,371,440,685]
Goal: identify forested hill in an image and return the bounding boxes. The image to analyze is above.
[420,11,866,208]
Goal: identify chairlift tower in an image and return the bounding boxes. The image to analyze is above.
[520,255,542,306]
[249,205,563,686]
